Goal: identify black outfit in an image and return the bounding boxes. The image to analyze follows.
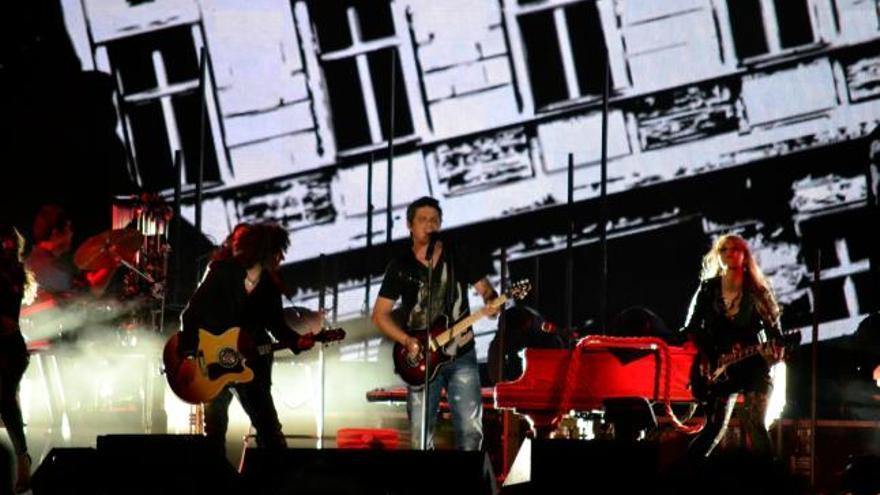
[180,259,305,452]
[680,276,782,459]
[378,243,480,346]
[0,260,30,456]
[378,242,485,450]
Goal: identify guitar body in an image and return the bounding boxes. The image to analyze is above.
[163,327,256,404]
[164,326,346,404]
[390,280,531,387]
[689,329,801,401]
[393,315,454,387]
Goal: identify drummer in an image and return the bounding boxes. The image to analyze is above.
[26,205,117,304]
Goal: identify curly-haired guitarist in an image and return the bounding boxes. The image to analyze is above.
[177,223,319,453]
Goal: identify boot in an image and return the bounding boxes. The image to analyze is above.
[14,453,30,494]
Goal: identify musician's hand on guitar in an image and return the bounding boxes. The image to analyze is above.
[479,298,501,320]
[296,332,316,352]
[699,358,711,378]
[404,336,421,360]
[759,341,785,364]
[485,302,501,319]
[773,343,785,362]
[476,281,501,319]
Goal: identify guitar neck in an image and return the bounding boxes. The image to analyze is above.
[254,330,340,356]
[434,294,509,348]
[256,342,288,357]
[718,345,761,368]
[717,331,797,368]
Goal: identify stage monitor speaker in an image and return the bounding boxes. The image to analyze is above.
[240,447,496,495]
[32,448,98,495]
[96,434,241,494]
[503,438,659,492]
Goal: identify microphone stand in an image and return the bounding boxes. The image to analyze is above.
[318,255,327,449]
[598,41,610,335]
[420,235,438,450]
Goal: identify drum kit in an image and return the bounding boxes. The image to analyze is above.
[15,195,178,441]
[90,193,174,345]
[73,225,158,333]
[22,193,328,435]
[73,228,144,276]
[22,194,173,349]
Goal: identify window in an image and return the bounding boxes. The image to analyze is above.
[725,0,815,61]
[512,0,610,110]
[233,172,336,231]
[796,209,875,333]
[308,0,414,153]
[105,25,222,191]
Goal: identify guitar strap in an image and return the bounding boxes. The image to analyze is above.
[441,245,473,357]
[445,245,456,317]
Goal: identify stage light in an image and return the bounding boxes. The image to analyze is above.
[765,361,787,428]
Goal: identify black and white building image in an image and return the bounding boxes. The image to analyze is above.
[57,0,876,339]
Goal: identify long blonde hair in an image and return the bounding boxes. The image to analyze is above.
[1,224,37,305]
[700,233,780,325]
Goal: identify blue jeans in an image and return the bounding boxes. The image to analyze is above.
[407,348,483,451]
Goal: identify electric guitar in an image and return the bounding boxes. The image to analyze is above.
[690,329,801,400]
[163,326,345,404]
[392,280,531,386]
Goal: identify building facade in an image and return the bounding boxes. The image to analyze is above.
[60,0,879,353]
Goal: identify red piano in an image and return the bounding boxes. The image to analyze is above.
[494,336,701,436]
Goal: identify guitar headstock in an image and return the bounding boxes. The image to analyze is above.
[506,279,532,301]
[316,327,346,343]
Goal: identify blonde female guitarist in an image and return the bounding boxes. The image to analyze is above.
[173,223,320,454]
[680,233,786,460]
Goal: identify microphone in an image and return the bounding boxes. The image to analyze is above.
[425,232,441,262]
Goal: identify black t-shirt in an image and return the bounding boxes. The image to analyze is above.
[681,276,782,393]
[378,243,483,356]
[180,259,302,359]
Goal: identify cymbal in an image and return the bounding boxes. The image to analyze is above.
[74,228,143,271]
[283,306,319,323]
[283,306,325,333]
